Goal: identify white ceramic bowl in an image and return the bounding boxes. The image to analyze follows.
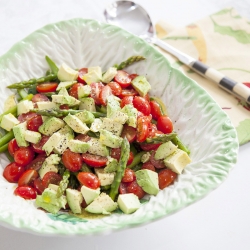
[0,19,238,236]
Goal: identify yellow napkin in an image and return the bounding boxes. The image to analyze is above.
[155,8,250,145]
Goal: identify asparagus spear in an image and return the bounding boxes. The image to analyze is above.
[56,169,70,198]
[45,56,58,74]
[30,108,106,118]
[0,131,14,148]
[115,55,146,70]
[145,132,177,144]
[7,73,57,89]
[127,151,145,169]
[171,136,190,155]
[109,137,130,201]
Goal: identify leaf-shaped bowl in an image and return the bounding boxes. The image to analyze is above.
[0,18,238,236]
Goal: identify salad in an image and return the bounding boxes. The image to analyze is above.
[0,56,191,215]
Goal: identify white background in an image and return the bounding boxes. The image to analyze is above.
[0,0,250,249]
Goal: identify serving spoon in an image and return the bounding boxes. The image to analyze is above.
[104,1,250,105]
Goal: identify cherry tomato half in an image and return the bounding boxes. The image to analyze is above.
[18,169,38,187]
[42,171,62,188]
[82,153,107,167]
[119,88,138,98]
[107,82,122,96]
[36,82,58,93]
[69,83,84,99]
[150,100,163,120]
[110,148,134,165]
[99,85,113,106]
[157,115,173,134]
[158,168,177,189]
[33,178,45,195]
[27,115,43,132]
[136,116,150,143]
[150,151,165,169]
[62,149,83,172]
[77,67,88,84]
[126,180,146,199]
[121,124,137,143]
[14,186,37,200]
[14,147,35,166]
[3,162,26,183]
[8,139,19,157]
[31,93,50,103]
[90,82,104,105]
[31,135,50,154]
[77,172,100,189]
[141,161,156,172]
[17,111,37,123]
[120,96,134,108]
[114,70,131,88]
[26,154,47,171]
[121,168,136,183]
[133,96,151,116]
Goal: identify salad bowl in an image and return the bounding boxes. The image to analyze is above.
[0,18,238,235]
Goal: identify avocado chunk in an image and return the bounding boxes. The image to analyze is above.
[131,75,151,97]
[109,110,128,124]
[90,118,103,132]
[94,168,115,186]
[85,193,118,214]
[163,149,191,174]
[13,121,29,147]
[17,100,34,115]
[82,66,102,85]
[155,141,178,160]
[99,129,123,148]
[101,117,123,136]
[68,139,90,153]
[39,154,60,178]
[42,132,62,155]
[104,158,118,173]
[135,169,159,195]
[58,87,69,96]
[52,94,80,106]
[63,114,89,134]
[81,186,100,205]
[38,117,65,136]
[106,95,121,118]
[56,81,76,91]
[57,63,78,81]
[117,193,140,214]
[66,188,83,214]
[35,187,67,214]
[24,130,41,144]
[36,101,57,110]
[78,85,91,100]
[75,110,95,124]
[0,113,20,131]
[121,104,138,128]
[87,137,110,157]
[79,97,96,112]
[102,67,117,83]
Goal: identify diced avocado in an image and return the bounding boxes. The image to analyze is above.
[109,110,128,124]
[75,110,95,124]
[42,132,62,155]
[94,168,115,186]
[99,129,123,148]
[85,193,118,214]
[48,184,59,192]
[35,187,67,214]
[52,95,80,106]
[135,169,159,195]
[87,137,109,157]
[3,94,16,112]
[101,117,123,136]
[24,130,41,144]
[58,87,69,96]
[121,104,138,128]
[39,154,60,178]
[117,193,140,214]
[102,67,117,83]
[56,81,77,91]
[155,141,178,160]
[79,97,96,112]
[81,186,100,205]
[90,118,103,132]
[107,95,121,118]
[0,113,20,131]
[13,122,29,147]
[63,114,89,134]
[141,152,151,163]
[36,101,58,110]
[104,158,118,173]
[82,66,102,85]
[163,149,191,174]
[57,63,78,81]
[131,75,151,97]
[66,188,83,214]
[68,139,90,153]
[17,100,34,115]
[78,85,91,100]
[39,117,65,136]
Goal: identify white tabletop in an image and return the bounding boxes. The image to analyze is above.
[0,0,250,249]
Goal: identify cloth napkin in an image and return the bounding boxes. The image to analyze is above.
[155,8,250,145]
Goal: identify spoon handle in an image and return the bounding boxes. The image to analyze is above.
[154,38,250,105]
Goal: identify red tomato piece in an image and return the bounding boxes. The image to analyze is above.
[127,180,146,199]
[18,169,38,187]
[157,115,173,134]
[136,116,150,143]
[141,161,156,172]
[150,100,163,120]
[31,135,50,154]
[119,182,129,194]
[62,149,83,172]
[33,178,45,195]
[14,147,35,166]
[31,93,50,103]
[69,83,84,99]
[129,73,138,81]
[158,168,177,189]
[140,143,161,151]
[148,123,157,138]
[8,139,19,157]
[74,134,91,142]
[36,82,58,93]
[120,95,134,108]
[17,111,37,123]
[110,148,134,165]
[42,171,62,188]
[150,151,165,169]
[82,153,107,167]
[77,67,88,84]
[26,154,47,171]
[3,162,26,183]
[60,104,69,110]
[27,115,43,132]
[14,186,37,200]
[121,124,137,143]
[90,82,104,105]
[133,96,151,116]
[121,168,136,183]
[114,70,132,88]
[99,85,113,106]
[107,82,122,96]
[77,172,100,189]
[119,88,138,98]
